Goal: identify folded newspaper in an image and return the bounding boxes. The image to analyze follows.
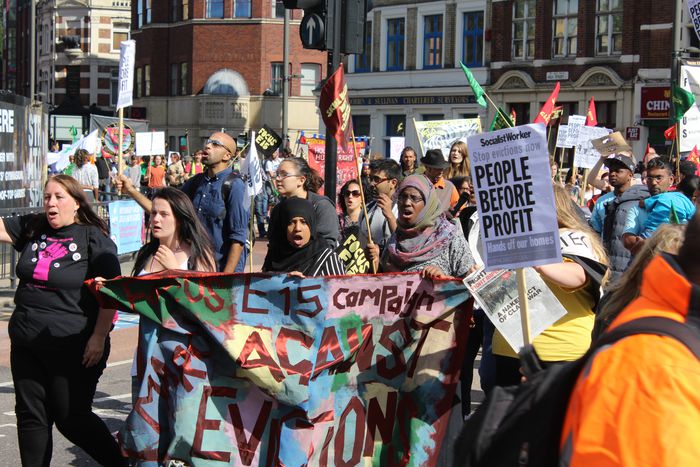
[463,267,567,351]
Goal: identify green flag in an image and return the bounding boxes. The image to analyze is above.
[489,107,514,131]
[672,85,695,122]
[460,61,487,108]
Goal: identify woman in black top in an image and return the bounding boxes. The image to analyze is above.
[263,197,345,276]
[0,175,127,466]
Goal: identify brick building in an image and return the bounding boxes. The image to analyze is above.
[487,0,694,155]
[131,0,328,151]
[346,0,490,156]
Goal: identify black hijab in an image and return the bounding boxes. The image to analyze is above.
[263,197,327,273]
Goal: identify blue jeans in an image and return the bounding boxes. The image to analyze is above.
[254,192,268,237]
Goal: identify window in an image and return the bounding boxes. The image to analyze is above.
[171,0,179,21]
[144,64,151,96]
[596,0,622,55]
[422,114,443,121]
[180,63,188,95]
[170,64,178,96]
[384,114,405,156]
[207,0,224,18]
[234,0,252,18]
[553,0,578,57]
[463,12,484,67]
[110,69,119,106]
[355,20,372,72]
[300,63,321,96]
[145,0,152,24]
[112,30,129,51]
[596,101,616,129]
[352,115,370,137]
[271,62,284,95]
[423,15,443,69]
[512,0,535,60]
[274,0,285,18]
[135,67,142,98]
[137,0,143,28]
[387,18,405,71]
[509,103,530,125]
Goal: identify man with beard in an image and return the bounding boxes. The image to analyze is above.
[117,132,249,272]
[358,158,400,252]
[588,152,648,281]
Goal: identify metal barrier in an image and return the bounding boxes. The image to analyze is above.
[0,195,122,288]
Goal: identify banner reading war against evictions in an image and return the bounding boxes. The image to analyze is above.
[467,124,561,270]
[92,272,471,466]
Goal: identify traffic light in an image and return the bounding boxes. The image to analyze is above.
[283,0,366,54]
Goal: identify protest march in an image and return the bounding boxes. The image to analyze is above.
[3,2,700,466]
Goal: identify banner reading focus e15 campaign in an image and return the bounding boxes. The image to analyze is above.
[92,272,472,466]
[467,124,561,271]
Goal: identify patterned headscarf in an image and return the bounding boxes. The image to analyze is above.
[384,174,456,271]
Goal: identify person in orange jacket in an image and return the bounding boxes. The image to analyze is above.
[560,212,700,466]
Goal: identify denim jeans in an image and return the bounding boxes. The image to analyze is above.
[254,192,268,237]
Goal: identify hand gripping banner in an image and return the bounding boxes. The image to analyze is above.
[92,272,472,466]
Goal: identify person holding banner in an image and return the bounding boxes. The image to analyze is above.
[367,174,475,279]
[492,185,609,386]
[263,197,345,276]
[269,157,340,247]
[0,175,127,466]
[445,141,471,180]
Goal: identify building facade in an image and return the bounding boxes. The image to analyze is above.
[131,0,328,152]
[346,0,490,156]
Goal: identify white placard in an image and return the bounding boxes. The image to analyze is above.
[116,40,136,110]
[467,124,562,271]
[680,65,700,152]
[688,0,700,41]
[389,137,405,163]
[413,118,482,158]
[135,132,166,156]
[573,126,612,169]
[567,115,586,145]
[556,124,572,148]
[240,131,264,200]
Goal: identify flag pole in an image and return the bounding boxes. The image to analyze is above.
[249,197,255,273]
[483,94,514,128]
[117,108,124,195]
[676,122,682,179]
[351,129,376,273]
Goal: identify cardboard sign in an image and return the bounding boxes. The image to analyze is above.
[467,124,562,271]
[591,131,633,157]
[135,131,165,156]
[573,126,612,169]
[254,125,282,157]
[116,40,135,110]
[555,124,573,148]
[566,115,586,145]
[108,200,144,254]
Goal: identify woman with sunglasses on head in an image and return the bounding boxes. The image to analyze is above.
[269,157,340,248]
[338,179,363,233]
[366,174,475,278]
[263,197,345,277]
[0,175,127,466]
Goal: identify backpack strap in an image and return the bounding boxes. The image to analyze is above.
[221,169,241,203]
[593,316,700,360]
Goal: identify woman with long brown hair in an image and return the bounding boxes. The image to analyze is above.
[0,175,127,466]
[445,140,471,179]
[492,184,610,386]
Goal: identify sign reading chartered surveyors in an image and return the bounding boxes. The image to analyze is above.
[467,124,561,271]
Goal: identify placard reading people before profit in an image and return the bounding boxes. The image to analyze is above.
[467,124,561,270]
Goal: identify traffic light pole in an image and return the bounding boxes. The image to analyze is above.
[323,0,343,201]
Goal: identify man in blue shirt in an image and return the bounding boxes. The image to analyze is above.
[117,132,250,272]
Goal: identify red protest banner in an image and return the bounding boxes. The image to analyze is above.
[306,137,365,198]
[319,64,353,151]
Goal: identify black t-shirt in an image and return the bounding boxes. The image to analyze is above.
[5,215,121,347]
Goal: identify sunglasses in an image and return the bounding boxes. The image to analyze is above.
[344,190,361,198]
[206,138,233,154]
[370,175,390,184]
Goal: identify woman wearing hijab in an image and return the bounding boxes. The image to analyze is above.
[263,197,345,277]
[367,174,475,278]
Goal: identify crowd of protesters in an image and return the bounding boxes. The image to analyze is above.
[9,128,700,465]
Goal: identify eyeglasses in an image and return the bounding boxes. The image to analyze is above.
[397,193,424,204]
[206,138,233,153]
[645,175,668,183]
[344,190,361,198]
[274,172,300,180]
[370,175,389,184]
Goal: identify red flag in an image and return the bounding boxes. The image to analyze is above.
[533,82,561,125]
[319,64,353,151]
[688,146,700,176]
[585,97,597,126]
[664,124,677,141]
[510,108,517,125]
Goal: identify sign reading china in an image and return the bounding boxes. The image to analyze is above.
[467,124,562,271]
[92,272,472,466]
[305,137,364,197]
[640,87,671,120]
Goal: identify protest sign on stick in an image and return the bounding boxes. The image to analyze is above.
[468,124,562,345]
[413,118,482,158]
[116,40,135,183]
[573,126,612,169]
